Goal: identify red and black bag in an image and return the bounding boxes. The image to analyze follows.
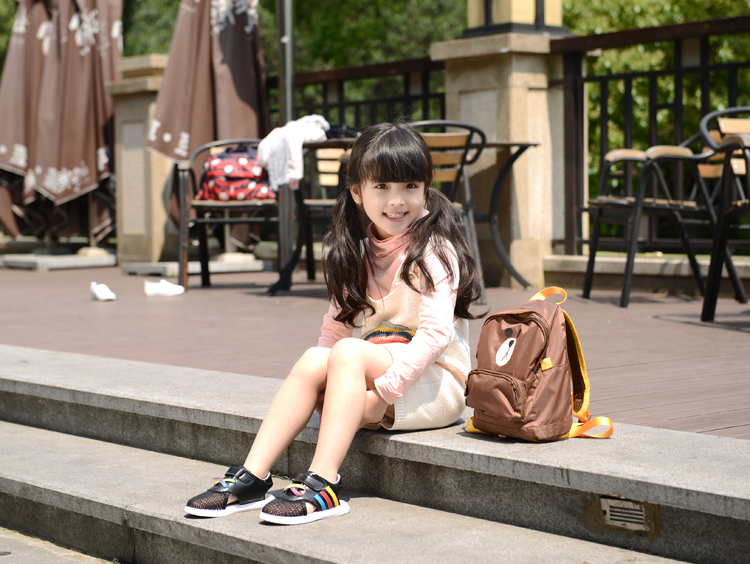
[197,145,273,201]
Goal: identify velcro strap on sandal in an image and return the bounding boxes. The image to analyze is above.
[282,472,340,511]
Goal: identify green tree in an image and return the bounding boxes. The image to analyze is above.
[563,1,750,217]
[0,0,16,75]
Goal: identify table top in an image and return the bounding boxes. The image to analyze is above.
[304,138,539,150]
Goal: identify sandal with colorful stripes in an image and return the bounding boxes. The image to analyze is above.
[260,471,349,525]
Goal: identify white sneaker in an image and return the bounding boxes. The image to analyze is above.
[90,282,116,301]
[144,279,185,297]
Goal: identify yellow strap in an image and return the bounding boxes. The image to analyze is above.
[467,415,613,440]
[529,286,567,305]
[563,310,590,423]
[565,416,614,439]
[465,416,488,435]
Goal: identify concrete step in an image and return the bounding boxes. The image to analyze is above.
[0,526,110,564]
[1,344,749,564]
[544,254,750,298]
[0,421,685,564]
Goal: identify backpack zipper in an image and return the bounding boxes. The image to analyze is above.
[498,312,550,370]
[468,369,522,400]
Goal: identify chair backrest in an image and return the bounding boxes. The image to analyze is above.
[312,148,347,200]
[410,121,486,203]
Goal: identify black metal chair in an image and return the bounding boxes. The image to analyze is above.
[177,138,281,289]
[584,108,750,307]
[700,108,750,321]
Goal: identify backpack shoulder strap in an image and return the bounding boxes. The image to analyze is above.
[529,286,567,304]
[562,310,589,423]
[562,310,614,438]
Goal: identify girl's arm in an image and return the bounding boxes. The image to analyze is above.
[373,246,459,404]
[318,301,354,348]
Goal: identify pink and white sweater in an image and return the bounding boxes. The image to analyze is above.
[318,217,468,405]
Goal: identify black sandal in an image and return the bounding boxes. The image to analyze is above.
[185,466,274,517]
[260,471,349,525]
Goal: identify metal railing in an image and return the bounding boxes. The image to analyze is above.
[552,16,750,255]
[266,57,446,129]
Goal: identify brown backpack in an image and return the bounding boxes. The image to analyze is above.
[465,287,612,441]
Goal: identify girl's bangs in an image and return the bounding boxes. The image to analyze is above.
[359,128,432,185]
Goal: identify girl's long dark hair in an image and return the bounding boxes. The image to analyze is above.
[323,122,484,327]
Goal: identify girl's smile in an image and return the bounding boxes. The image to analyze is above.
[351,180,427,239]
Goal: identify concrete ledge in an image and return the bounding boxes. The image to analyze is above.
[121,259,274,277]
[0,422,688,564]
[0,345,748,563]
[1,253,117,271]
[544,255,750,298]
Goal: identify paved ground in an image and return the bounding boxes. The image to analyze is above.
[0,526,109,563]
[0,265,748,438]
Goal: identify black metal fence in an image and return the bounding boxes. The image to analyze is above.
[552,16,750,255]
[266,57,446,129]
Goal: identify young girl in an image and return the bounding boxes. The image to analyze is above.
[185,122,483,525]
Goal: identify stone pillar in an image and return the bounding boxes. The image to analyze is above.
[105,55,177,264]
[431,2,566,288]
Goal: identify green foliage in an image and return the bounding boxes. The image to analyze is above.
[0,0,17,75]
[563,1,750,245]
[122,0,181,56]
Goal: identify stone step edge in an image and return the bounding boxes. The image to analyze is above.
[0,422,684,564]
[544,254,750,278]
[1,346,748,525]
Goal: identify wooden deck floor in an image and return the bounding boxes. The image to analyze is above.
[0,265,748,439]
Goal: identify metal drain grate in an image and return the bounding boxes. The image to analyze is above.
[600,497,649,531]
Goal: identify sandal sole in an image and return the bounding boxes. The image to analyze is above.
[185,494,274,517]
[259,500,350,525]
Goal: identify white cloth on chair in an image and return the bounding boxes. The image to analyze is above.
[257,115,330,191]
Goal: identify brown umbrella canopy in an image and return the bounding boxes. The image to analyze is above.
[0,0,121,241]
[0,0,52,236]
[33,0,121,205]
[147,0,271,161]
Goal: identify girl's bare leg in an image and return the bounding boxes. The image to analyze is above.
[242,347,330,478]
[308,338,392,483]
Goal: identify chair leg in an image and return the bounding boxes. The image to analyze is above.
[669,210,704,295]
[724,246,748,304]
[701,215,731,322]
[198,223,211,288]
[582,208,604,299]
[584,159,620,299]
[269,189,307,295]
[177,163,190,291]
[620,163,651,307]
[305,216,315,281]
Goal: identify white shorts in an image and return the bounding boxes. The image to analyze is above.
[374,342,466,432]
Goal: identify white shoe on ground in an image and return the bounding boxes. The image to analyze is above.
[144,279,185,297]
[90,282,116,301]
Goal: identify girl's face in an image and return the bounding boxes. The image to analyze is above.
[351,179,427,240]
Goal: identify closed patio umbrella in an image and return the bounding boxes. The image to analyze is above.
[0,0,52,236]
[147,0,271,248]
[0,0,122,243]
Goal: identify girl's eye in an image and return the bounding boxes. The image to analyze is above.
[375,184,388,189]
[406,183,418,189]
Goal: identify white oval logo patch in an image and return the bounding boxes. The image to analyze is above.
[495,338,517,367]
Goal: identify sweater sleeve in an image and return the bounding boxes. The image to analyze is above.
[318,301,353,348]
[373,246,459,404]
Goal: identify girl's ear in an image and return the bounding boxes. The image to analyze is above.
[350,184,363,204]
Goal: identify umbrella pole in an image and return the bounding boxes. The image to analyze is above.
[276,0,295,269]
[277,0,294,125]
